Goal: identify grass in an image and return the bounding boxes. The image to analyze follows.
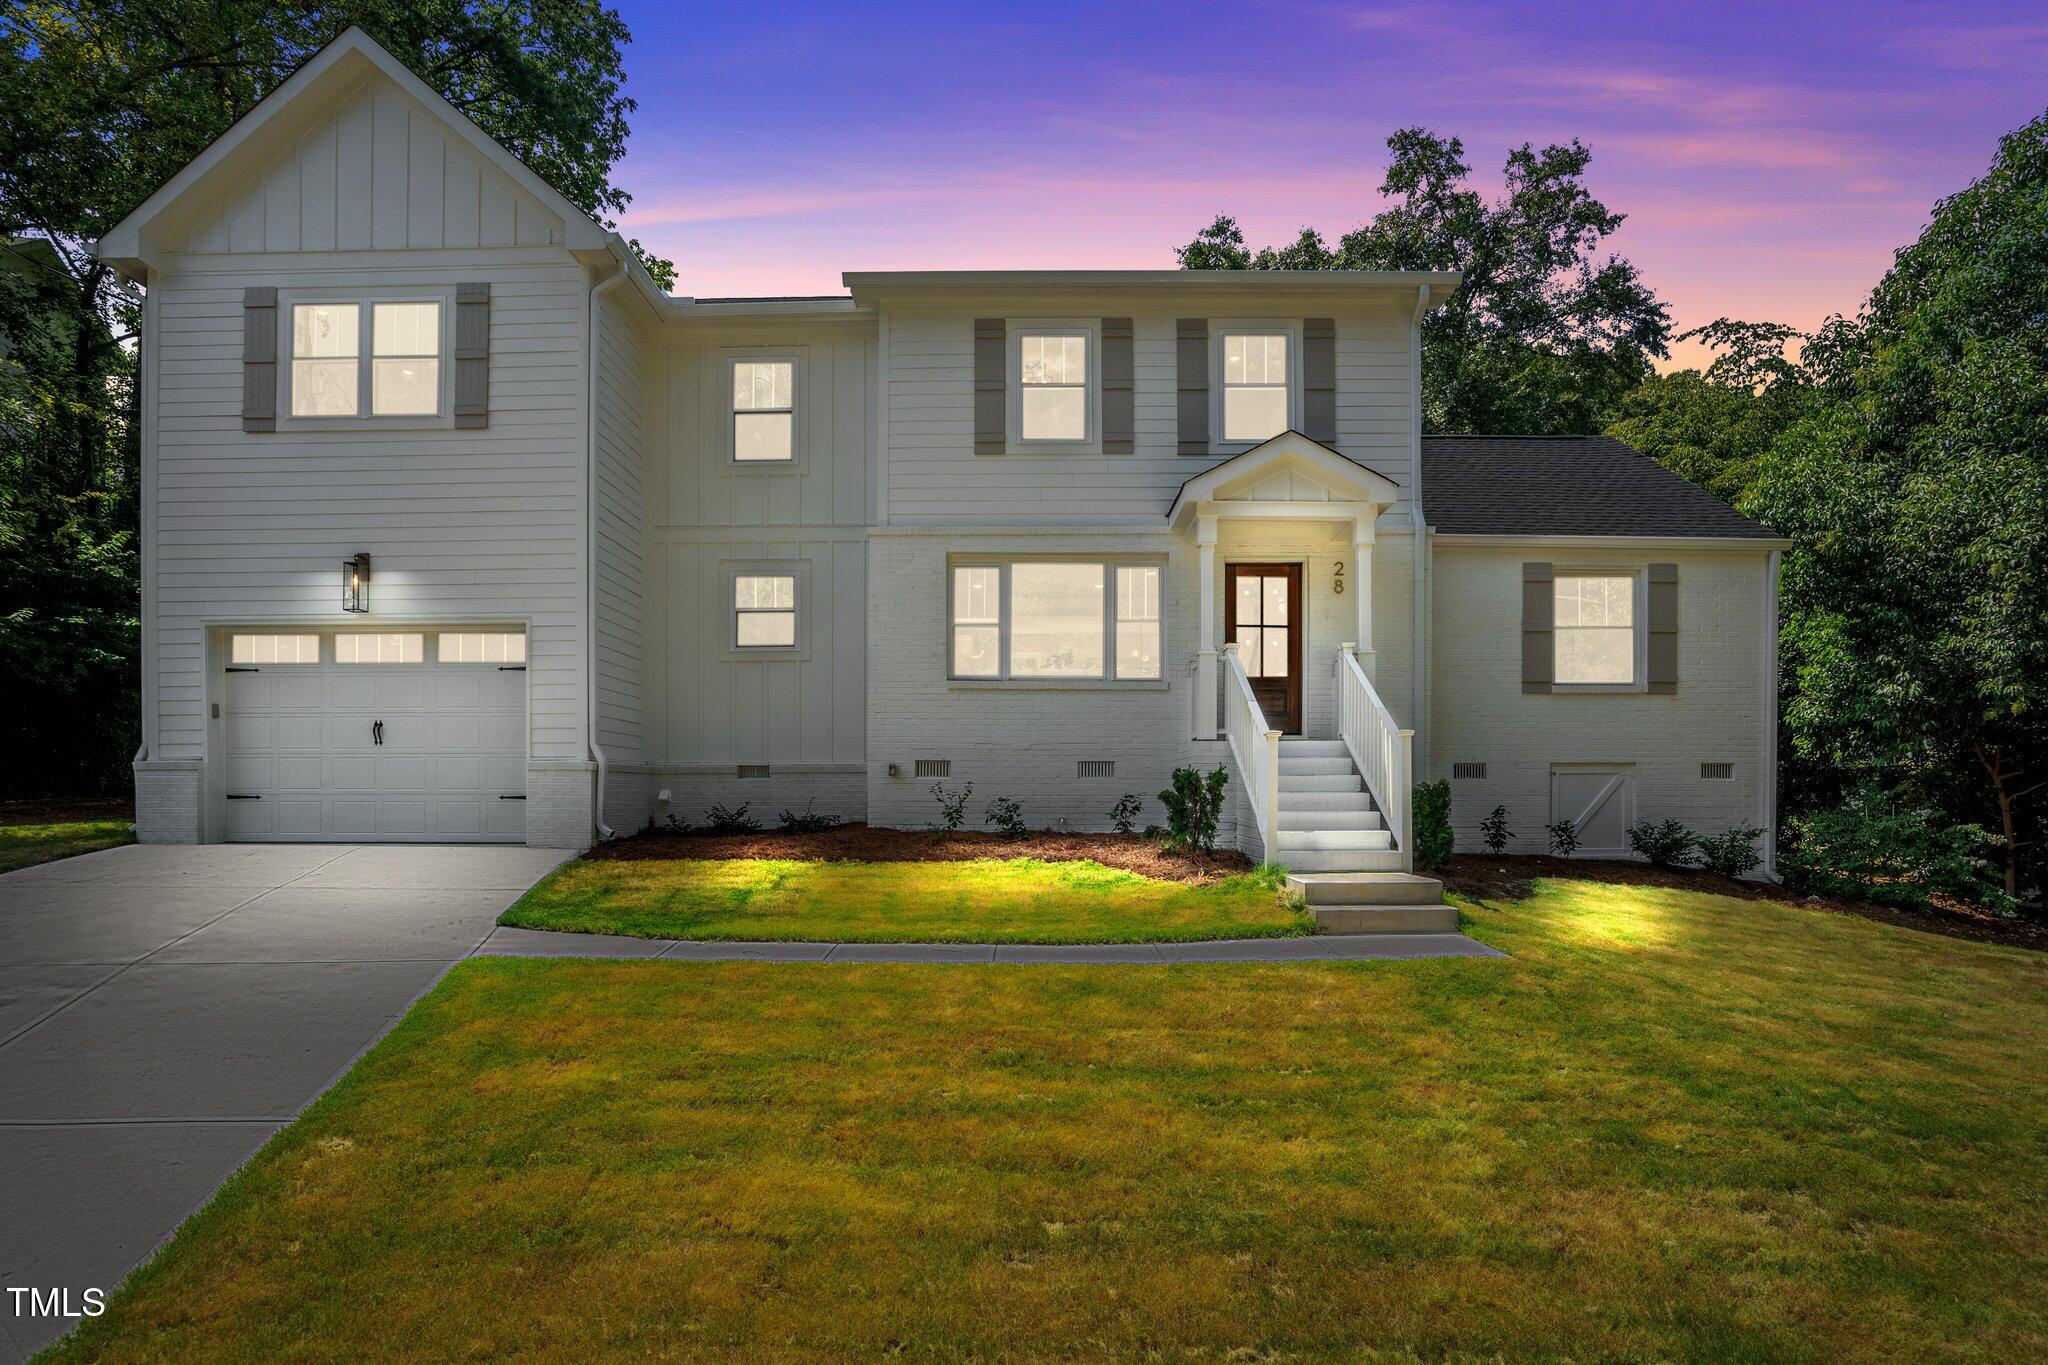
[50,878,2048,1361]
[0,816,134,874]
[499,856,1310,943]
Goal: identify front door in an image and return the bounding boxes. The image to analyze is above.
[1225,563,1303,734]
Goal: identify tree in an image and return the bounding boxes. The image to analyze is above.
[1752,109,2048,900]
[0,2,668,797]
[1177,129,1670,434]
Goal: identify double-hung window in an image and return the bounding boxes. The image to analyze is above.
[289,300,444,418]
[1009,324,1096,448]
[1554,573,1641,687]
[733,573,798,648]
[950,561,1162,681]
[731,358,796,462]
[1220,331,1291,442]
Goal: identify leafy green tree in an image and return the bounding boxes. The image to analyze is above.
[0,2,667,796]
[1752,110,2048,900]
[1177,129,1670,434]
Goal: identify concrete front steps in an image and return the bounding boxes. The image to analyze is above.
[1271,739,1403,872]
[1285,871,1457,934]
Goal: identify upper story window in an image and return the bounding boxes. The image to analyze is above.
[949,561,1162,682]
[1008,323,1098,449]
[734,573,798,648]
[731,359,796,462]
[290,301,443,419]
[1554,573,1640,686]
[1221,331,1291,442]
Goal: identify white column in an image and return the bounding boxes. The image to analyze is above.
[1194,514,1218,739]
[1353,513,1376,679]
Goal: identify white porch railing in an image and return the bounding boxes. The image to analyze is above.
[1221,643,1281,859]
[1338,644,1415,872]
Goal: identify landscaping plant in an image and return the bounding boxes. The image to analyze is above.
[1627,818,1700,868]
[1781,787,2011,911]
[1159,765,1229,855]
[1108,793,1144,835]
[1697,826,1764,878]
[703,802,759,834]
[777,801,839,835]
[984,795,1027,838]
[1547,818,1580,857]
[1412,778,1453,871]
[929,782,973,832]
[1480,804,1513,855]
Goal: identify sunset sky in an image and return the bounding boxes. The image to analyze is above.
[608,2,2045,369]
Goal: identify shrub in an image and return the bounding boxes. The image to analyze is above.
[1479,804,1513,855]
[1546,819,1580,857]
[704,802,759,834]
[1108,792,1144,835]
[929,782,973,832]
[777,801,839,835]
[1782,788,2011,911]
[984,794,1027,837]
[1159,764,1229,855]
[1412,778,1453,872]
[1627,818,1700,869]
[1697,826,1764,878]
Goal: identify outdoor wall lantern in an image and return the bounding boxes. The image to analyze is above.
[342,553,371,613]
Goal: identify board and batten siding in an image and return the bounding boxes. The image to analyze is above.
[592,293,647,766]
[881,306,1416,525]
[147,248,590,765]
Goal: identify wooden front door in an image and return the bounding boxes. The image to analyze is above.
[1225,563,1304,734]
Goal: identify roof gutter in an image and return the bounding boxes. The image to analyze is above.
[585,245,632,842]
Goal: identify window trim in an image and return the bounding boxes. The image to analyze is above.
[720,560,810,660]
[1006,319,1101,454]
[278,288,455,430]
[1551,567,1649,693]
[946,555,1166,687]
[725,351,801,466]
[1211,321,1303,450]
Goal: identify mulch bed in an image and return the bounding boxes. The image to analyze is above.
[1442,853,2046,952]
[0,797,136,826]
[589,823,1254,885]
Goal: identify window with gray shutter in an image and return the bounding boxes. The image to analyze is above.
[1647,562,1679,694]
[1100,317,1133,453]
[1176,318,1209,455]
[453,283,489,429]
[1522,562,1554,693]
[241,286,278,432]
[974,318,1005,455]
[1302,317,1336,444]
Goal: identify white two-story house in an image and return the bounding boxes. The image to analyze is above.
[95,29,1786,875]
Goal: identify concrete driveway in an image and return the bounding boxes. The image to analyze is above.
[0,843,571,1362]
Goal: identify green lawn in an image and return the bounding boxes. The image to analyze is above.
[500,856,1310,943]
[53,878,2047,1361]
[0,815,134,873]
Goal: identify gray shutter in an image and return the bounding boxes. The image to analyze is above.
[1647,563,1679,694]
[454,282,490,429]
[1522,562,1554,693]
[1176,318,1209,455]
[1100,318,1134,454]
[241,287,277,432]
[1303,317,1336,444]
[973,318,1005,455]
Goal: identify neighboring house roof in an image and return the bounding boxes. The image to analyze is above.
[1421,435,1780,540]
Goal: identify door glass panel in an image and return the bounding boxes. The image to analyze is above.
[1262,576,1288,625]
[1263,627,1289,677]
[1235,627,1262,674]
[1236,576,1262,625]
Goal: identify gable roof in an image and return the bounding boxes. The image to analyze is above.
[1420,435,1781,540]
[1168,430,1403,528]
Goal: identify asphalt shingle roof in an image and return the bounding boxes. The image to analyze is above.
[1419,435,1779,539]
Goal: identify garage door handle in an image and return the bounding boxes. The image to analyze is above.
[499,794,527,801]
[226,793,261,800]
[372,720,383,746]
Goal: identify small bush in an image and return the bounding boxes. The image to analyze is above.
[1412,778,1453,872]
[1546,819,1580,857]
[1159,765,1229,855]
[1697,826,1764,878]
[1108,792,1144,835]
[777,801,839,835]
[1479,804,1513,855]
[1627,818,1700,869]
[984,795,1027,837]
[929,782,973,832]
[1782,787,2010,911]
[704,802,759,834]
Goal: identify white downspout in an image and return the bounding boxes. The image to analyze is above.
[586,250,631,841]
[1410,284,1431,784]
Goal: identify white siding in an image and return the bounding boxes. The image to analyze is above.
[593,294,646,764]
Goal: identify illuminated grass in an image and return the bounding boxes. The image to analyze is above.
[0,817,134,874]
[500,856,1309,943]
[52,879,2048,1361]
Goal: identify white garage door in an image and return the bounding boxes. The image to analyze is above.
[224,631,527,842]
[1550,763,1635,856]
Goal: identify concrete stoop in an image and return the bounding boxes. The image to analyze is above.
[1286,871,1457,934]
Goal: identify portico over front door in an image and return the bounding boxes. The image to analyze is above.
[1225,563,1303,734]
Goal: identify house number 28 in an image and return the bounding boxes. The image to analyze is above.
[1333,561,1345,595]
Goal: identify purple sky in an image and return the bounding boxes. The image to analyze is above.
[609,2,2044,369]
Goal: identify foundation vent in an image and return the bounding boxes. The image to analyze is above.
[915,759,951,779]
[736,764,771,780]
[1700,762,1735,780]
[1452,762,1488,780]
[1077,760,1115,779]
